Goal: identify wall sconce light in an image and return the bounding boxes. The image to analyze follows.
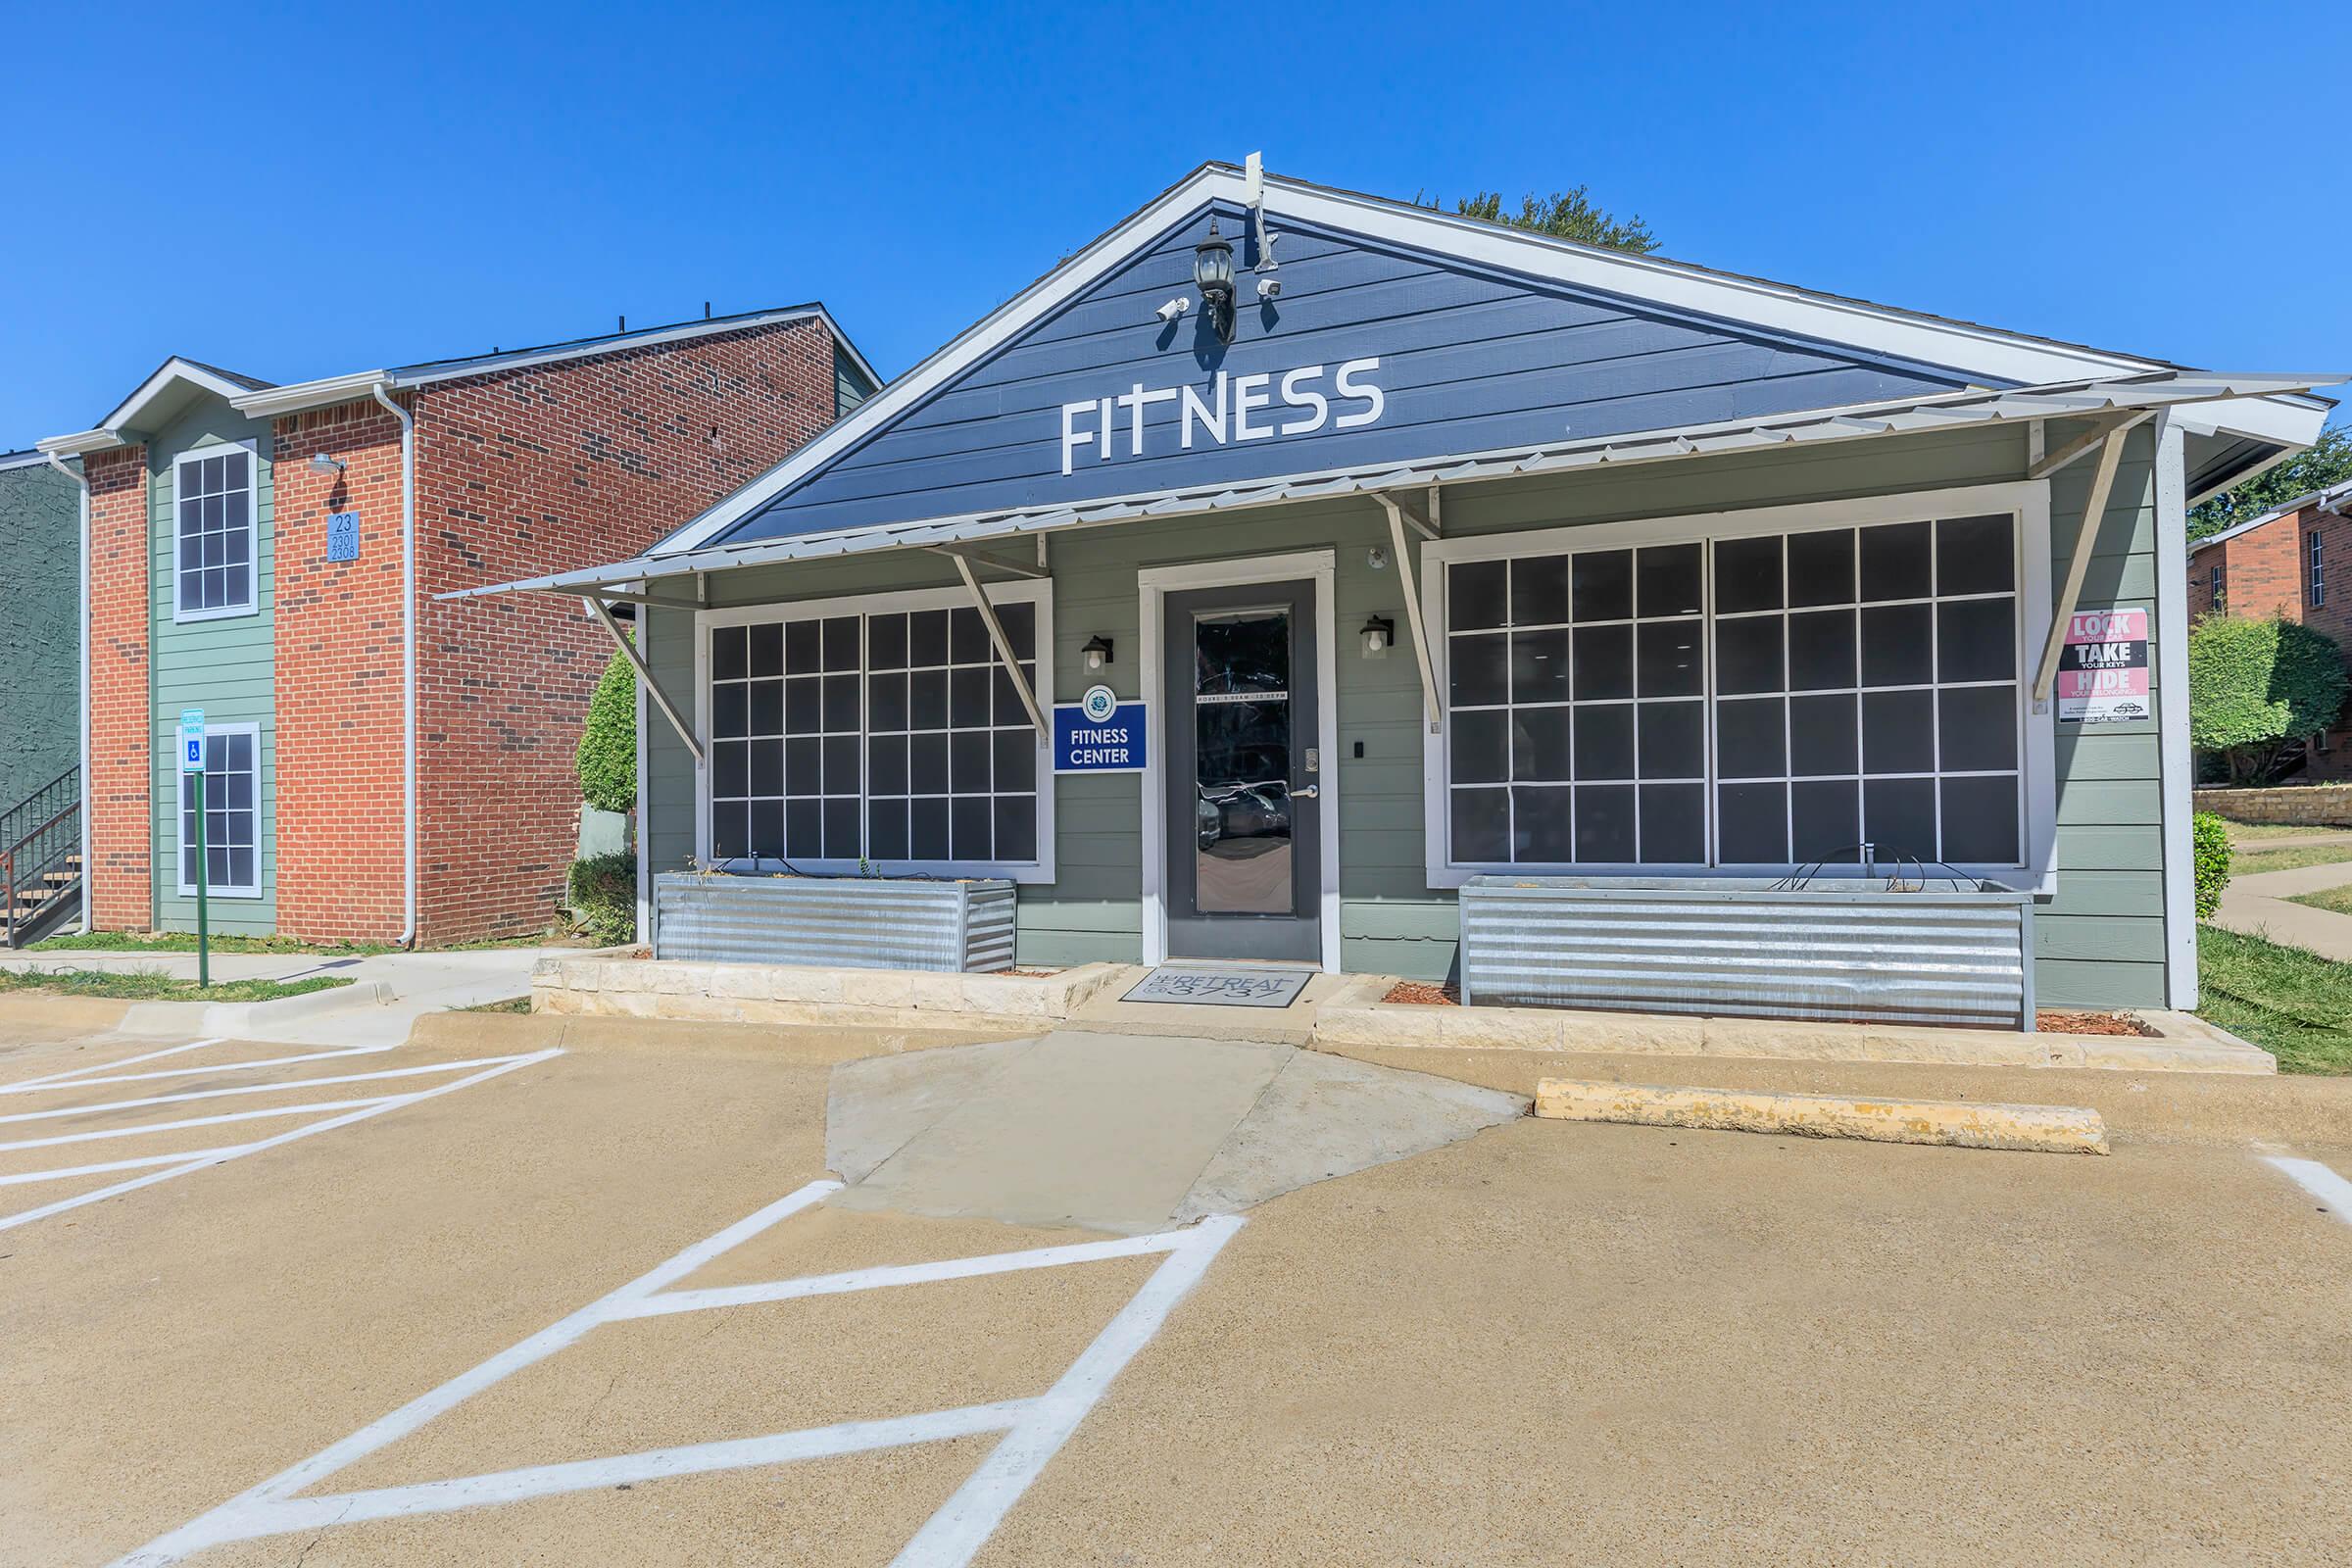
[309,452,345,476]
[1360,614,1396,659]
[1367,545,1390,570]
[1082,634,1115,670]
[1193,218,1236,345]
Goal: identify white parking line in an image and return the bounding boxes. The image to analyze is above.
[0,1054,541,1125]
[2265,1154,2352,1226]
[0,1049,563,1236]
[0,1042,397,1096]
[0,1093,404,1152]
[0,1036,230,1092]
[119,1180,1244,1568]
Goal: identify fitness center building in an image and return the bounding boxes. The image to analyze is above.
[455,160,2337,1011]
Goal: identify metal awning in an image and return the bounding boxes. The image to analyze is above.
[440,368,2338,605]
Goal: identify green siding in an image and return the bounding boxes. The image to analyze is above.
[0,460,80,812]
[834,345,877,420]
[146,405,277,935]
[643,418,2180,1006]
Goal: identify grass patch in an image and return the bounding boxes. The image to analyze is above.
[2195,925,2352,1074]
[2229,843,2352,876]
[2224,821,2352,842]
[30,929,578,956]
[0,970,356,1004]
[2288,884,2352,918]
[463,997,532,1014]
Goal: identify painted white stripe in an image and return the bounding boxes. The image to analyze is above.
[617,1228,1189,1320]
[0,1094,401,1152]
[0,1054,536,1125]
[172,1401,1030,1544]
[0,1145,260,1187]
[112,1178,845,1565]
[889,1214,1245,1568]
[0,1050,561,1238]
[0,1037,227,1092]
[0,1042,392,1096]
[2265,1155,2352,1225]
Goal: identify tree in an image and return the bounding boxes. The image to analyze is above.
[576,644,637,814]
[2189,421,2352,540]
[1416,186,1659,255]
[2187,612,2349,785]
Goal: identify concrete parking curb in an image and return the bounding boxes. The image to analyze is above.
[118,980,391,1039]
[1533,1077,2111,1154]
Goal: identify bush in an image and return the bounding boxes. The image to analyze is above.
[2187,612,2349,784]
[567,853,636,945]
[577,646,637,814]
[2191,811,2232,920]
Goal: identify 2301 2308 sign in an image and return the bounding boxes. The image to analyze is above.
[2057,607,2149,724]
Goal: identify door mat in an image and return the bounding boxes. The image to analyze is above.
[1122,966,1312,1008]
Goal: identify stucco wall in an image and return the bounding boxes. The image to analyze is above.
[0,461,78,817]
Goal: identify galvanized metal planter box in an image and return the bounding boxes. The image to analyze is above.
[1458,875,2034,1030]
[654,872,1016,972]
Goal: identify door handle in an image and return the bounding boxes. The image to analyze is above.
[1289,784,1319,800]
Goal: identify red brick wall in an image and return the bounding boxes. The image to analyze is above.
[2192,504,2352,781]
[271,402,410,940]
[85,447,152,929]
[409,318,842,943]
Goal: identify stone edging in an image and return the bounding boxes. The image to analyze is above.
[530,956,1124,1031]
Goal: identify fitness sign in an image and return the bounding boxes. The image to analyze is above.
[1053,684,1148,773]
[2056,607,2149,724]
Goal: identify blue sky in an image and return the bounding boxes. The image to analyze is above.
[3,0,2346,444]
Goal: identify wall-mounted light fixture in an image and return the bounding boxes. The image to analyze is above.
[309,452,345,476]
[1082,634,1115,670]
[1360,614,1396,659]
[1367,545,1390,570]
[1194,218,1236,345]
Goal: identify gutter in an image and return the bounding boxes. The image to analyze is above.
[368,383,419,950]
[40,448,92,933]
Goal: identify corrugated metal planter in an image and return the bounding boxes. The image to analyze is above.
[1458,875,2034,1030]
[654,872,1016,972]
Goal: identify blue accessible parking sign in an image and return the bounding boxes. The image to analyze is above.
[1053,686,1147,773]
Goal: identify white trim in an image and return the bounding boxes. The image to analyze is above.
[1417,481,2055,892]
[227,369,390,421]
[100,358,263,433]
[1138,548,1341,971]
[690,580,1056,884]
[168,439,262,624]
[2152,416,2198,1008]
[642,162,2323,560]
[635,635,652,945]
[173,719,264,901]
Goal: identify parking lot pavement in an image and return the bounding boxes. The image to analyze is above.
[3,1012,2349,1565]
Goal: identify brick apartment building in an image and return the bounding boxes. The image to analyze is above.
[36,308,876,944]
[2187,476,2352,775]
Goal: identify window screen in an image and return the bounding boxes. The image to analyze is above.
[708,601,1041,868]
[179,729,259,894]
[175,449,254,616]
[1446,513,2023,869]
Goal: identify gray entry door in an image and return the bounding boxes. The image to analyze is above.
[1162,580,1320,961]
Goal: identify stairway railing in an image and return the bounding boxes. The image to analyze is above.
[2,764,81,949]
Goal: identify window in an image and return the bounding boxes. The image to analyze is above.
[177,724,260,897]
[1440,510,2026,871]
[2311,529,2326,609]
[703,587,1051,877]
[2209,563,2224,610]
[173,444,257,620]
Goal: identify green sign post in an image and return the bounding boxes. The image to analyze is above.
[178,708,209,989]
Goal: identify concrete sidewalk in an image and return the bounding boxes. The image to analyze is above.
[2211,859,2352,960]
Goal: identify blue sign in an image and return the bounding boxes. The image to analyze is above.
[178,708,207,773]
[1053,699,1147,773]
[327,512,361,563]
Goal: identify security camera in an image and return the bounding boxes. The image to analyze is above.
[1257,277,1282,301]
[1154,297,1191,322]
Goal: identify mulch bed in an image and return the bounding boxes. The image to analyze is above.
[2036,1009,2158,1037]
[1384,981,1461,1005]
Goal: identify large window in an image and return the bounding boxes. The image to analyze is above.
[174,444,256,621]
[1439,507,2029,873]
[703,587,1051,878]
[177,724,260,897]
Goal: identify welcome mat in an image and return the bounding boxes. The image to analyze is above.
[1122,966,1312,1008]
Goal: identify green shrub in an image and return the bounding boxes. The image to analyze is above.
[2191,811,2232,920]
[577,646,637,814]
[567,852,636,945]
[2187,612,2349,784]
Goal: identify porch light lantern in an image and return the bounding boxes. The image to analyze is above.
[1360,614,1396,658]
[1082,633,1115,670]
[309,452,345,475]
[1194,218,1237,345]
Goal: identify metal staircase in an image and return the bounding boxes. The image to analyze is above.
[3,765,81,947]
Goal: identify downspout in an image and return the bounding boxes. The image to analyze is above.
[45,450,92,933]
[369,383,418,949]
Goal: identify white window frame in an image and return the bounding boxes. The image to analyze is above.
[693,580,1056,883]
[1419,480,2057,892]
[171,439,262,624]
[175,720,264,900]
[2311,528,2326,609]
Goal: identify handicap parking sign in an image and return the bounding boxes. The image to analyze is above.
[179,708,206,772]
